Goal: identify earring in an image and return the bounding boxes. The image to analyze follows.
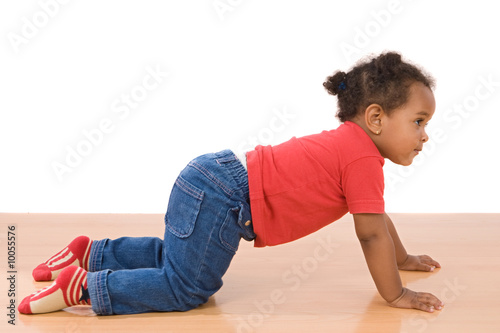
[376,130,381,135]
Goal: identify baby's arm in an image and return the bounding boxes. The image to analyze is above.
[382,213,408,266]
[383,213,441,272]
[353,213,443,312]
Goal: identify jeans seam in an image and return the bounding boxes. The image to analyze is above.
[94,270,111,315]
[98,272,104,313]
[188,161,234,197]
[188,220,217,307]
[219,206,238,253]
[89,239,107,272]
[176,176,204,200]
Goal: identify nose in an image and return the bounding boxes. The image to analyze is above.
[422,128,429,143]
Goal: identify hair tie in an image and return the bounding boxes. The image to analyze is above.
[338,72,347,91]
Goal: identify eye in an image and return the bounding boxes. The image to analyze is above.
[414,119,429,127]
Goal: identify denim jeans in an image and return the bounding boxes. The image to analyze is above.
[86,150,255,315]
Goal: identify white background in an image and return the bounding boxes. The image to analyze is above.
[1,0,499,213]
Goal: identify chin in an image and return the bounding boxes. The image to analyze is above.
[390,158,413,166]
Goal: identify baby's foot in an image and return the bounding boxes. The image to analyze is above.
[20,266,90,314]
[32,236,92,281]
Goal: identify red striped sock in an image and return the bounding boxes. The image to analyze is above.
[19,266,90,314]
[32,236,92,281]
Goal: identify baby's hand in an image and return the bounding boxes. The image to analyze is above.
[388,288,444,313]
[398,254,441,272]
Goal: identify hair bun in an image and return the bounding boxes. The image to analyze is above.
[323,71,347,96]
[374,52,403,76]
[382,52,402,64]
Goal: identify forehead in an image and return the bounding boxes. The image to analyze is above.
[399,82,436,117]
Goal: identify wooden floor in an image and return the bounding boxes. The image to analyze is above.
[1,213,499,333]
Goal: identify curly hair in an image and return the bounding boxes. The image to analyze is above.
[323,52,435,122]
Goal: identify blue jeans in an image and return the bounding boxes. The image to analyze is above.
[86,150,255,315]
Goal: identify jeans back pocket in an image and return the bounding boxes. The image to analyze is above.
[165,176,204,238]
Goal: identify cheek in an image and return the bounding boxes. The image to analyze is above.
[390,132,416,155]
[390,130,411,147]
[401,129,418,145]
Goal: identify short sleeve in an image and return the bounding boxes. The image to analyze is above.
[342,157,385,214]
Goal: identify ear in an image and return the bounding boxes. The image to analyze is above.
[364,104,385,135]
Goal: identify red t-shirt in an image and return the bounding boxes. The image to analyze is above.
[246,121,385,247]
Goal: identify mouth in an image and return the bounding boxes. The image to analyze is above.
[414,148,422,155]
